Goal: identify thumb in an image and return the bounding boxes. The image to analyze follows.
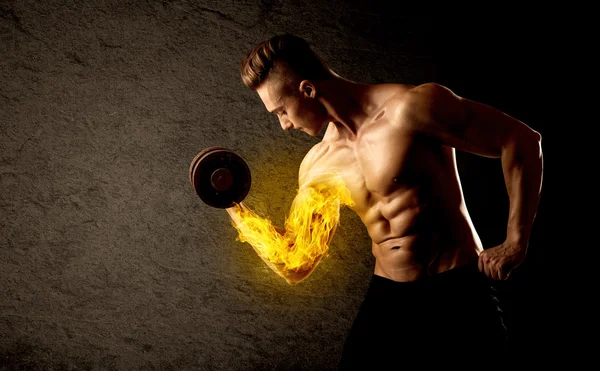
[477,251,485,272]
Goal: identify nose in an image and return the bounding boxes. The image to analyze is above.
[280,120,292,131]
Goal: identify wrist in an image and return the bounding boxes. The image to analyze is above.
[505,234,529,252]
[506,224,530,244]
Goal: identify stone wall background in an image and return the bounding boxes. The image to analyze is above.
[1,2,559,370]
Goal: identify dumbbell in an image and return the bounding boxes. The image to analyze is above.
[189,147,252,208]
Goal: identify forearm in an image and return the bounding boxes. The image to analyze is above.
[226,202,290,261]
[502,130,543,248]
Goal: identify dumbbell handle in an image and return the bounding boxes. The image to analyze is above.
[211,168,233,191]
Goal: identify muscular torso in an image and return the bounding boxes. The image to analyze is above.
[304,85,483,282]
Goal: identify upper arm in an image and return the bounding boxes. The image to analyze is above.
[298,143,330,188]
[403,83,541,158]
[292,144,348,246]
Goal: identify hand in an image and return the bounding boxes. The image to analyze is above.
[478,241,527,280]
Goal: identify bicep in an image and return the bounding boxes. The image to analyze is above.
[294,145,350,244]
[288,183,342,232]
[406,83,536,158]
[294,173,343,245]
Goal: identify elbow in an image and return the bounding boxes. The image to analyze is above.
[503,128,543,161]
[520,125,541,146]
[284,255,323,285]
[530,128,542,146]
[518,127,542,156]
[284,269,314,285]
[530,129,543,158]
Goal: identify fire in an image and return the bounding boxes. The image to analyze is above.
[229,174,355,276]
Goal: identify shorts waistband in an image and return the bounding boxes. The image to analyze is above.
[369,263,486,293]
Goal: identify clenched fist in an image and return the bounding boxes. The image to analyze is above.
[478,241,527,280]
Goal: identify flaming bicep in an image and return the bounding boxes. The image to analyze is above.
[285,178,355,249]
[272,146,355,270]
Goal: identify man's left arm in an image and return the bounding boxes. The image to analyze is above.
[404,83,543,280]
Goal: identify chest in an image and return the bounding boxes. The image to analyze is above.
[315,123,435,210]
[353,121,423,195]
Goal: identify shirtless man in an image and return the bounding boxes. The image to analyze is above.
[230,34,543,368]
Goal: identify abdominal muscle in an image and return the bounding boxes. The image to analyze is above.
[364,198,483,282]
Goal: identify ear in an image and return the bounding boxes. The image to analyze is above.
[299,80,316,98]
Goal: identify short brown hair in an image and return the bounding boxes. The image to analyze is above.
[240,34,331,90]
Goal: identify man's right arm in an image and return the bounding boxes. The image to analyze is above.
[225,146,351,284]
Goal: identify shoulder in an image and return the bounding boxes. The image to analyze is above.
[404,83,462,112]
[299,143,326,186]
[384,83,465,127]
[408,82,456,96]
[302,142,329,163]
[385,83,459,110]
[298,142,339,188]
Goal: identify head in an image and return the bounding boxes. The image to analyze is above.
[240,34,333,136]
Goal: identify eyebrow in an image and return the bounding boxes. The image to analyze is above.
[268,106,283,114]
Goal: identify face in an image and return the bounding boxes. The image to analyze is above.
[256,77,328,137]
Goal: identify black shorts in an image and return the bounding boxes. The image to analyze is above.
[338,263,508,369]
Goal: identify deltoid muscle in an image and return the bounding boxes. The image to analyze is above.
[229,174,355,273]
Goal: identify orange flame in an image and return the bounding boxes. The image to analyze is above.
[229,174,355,276]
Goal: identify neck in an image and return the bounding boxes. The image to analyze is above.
[316,76,376,140]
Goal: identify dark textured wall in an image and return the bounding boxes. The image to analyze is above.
[1,2,557,370]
